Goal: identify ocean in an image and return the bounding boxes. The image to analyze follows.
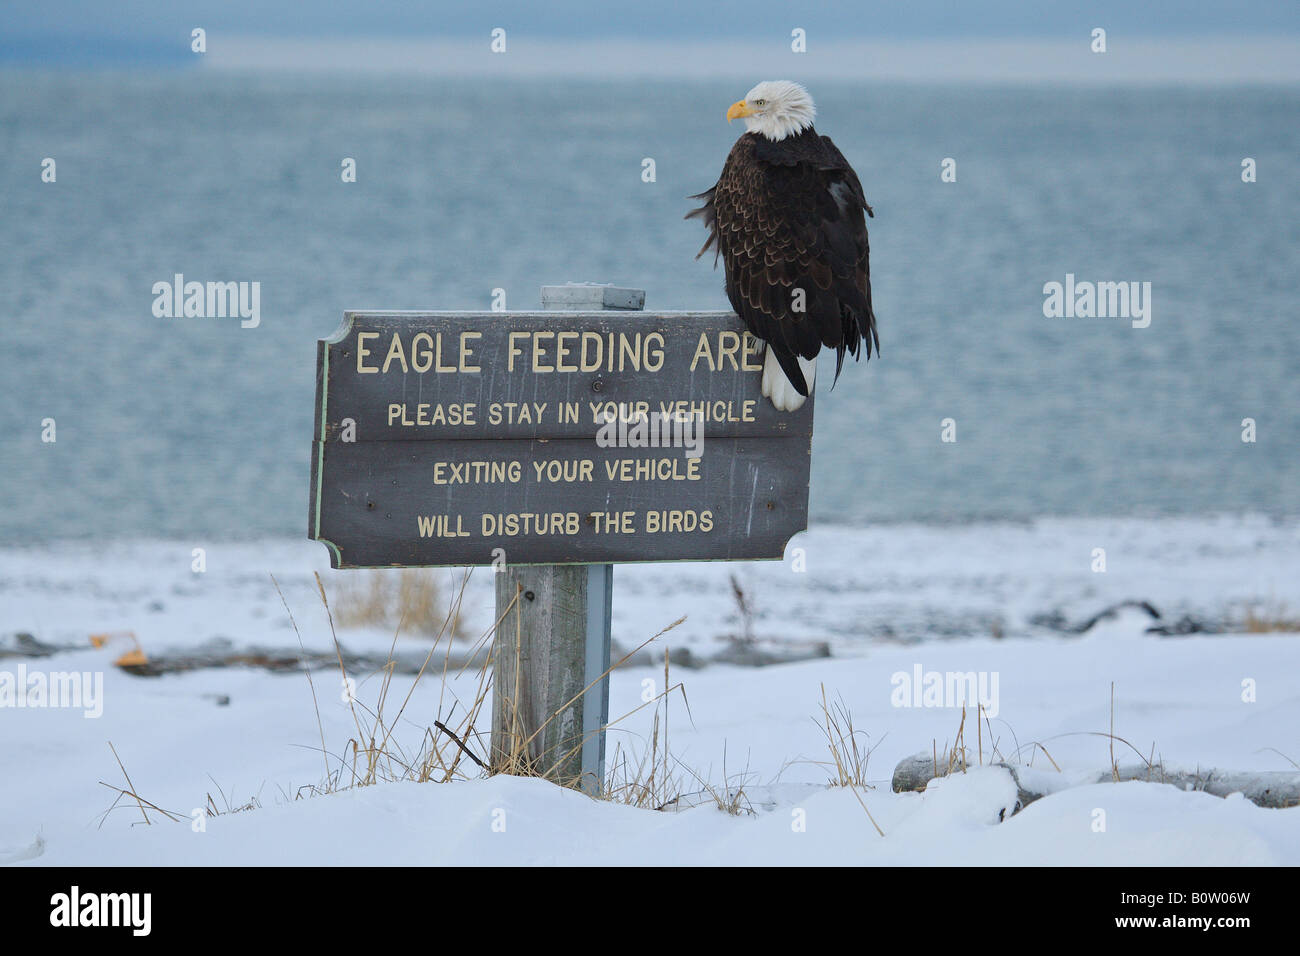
[1,71,1297,542]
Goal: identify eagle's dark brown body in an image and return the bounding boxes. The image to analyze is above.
[688,128,878,397]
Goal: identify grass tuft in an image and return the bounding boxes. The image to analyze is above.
[329,569,467,639]
[1242,602,1300,633]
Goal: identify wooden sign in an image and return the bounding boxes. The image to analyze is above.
[309,311,813,568]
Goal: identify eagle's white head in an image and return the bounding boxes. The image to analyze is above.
[727,80,816,141]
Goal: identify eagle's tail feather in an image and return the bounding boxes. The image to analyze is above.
[830,301,878,387]
[762,348,816,412]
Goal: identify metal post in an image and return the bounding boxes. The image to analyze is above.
[579,561,613,794]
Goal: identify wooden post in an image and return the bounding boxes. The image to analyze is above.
[490,284,644,793]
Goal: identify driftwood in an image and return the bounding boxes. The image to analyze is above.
[610,639,830,670]
[120,641,488,677]
[891,751,1300,813]
[2,630,490,677]
[1027,599,1225,637]
[0,632,69,658]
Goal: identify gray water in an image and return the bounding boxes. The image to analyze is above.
[1,71,1297,542]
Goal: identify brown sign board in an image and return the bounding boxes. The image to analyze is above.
[308,311,813,568]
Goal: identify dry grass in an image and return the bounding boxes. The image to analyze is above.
[1242,603,1300,633]
[817,684,879,788]
[727,573,756,646]
[97,741,184,827]
[303,571,706,804]
[940,685,1159,782]
[294,569,491,792]
[205,777,264,816]
[809,687,885,835]
[683,748,757,817]
[329,568,467,639]
[484,604,764,818]
[602,648,696,809]
[591,646,761,816]
[96,575,883,834]
[926,703,1013,778]
[96,570,490,827]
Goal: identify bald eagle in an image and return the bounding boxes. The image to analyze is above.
[688,81,878,411]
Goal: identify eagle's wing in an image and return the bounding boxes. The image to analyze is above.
[684,185,721,264]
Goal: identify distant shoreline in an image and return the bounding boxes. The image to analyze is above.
[5,36,1300,83]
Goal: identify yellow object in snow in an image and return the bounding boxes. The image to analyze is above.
[89,631,148,668]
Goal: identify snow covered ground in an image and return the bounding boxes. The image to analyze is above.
[2,515,1298,866]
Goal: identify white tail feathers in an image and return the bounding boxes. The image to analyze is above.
[761,347,816,412]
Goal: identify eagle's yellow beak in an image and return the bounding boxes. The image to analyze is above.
[727,99,752,121]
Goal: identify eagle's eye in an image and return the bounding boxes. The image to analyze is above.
[755,98,767,107]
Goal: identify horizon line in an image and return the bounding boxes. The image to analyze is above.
[209,35,1300,84]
